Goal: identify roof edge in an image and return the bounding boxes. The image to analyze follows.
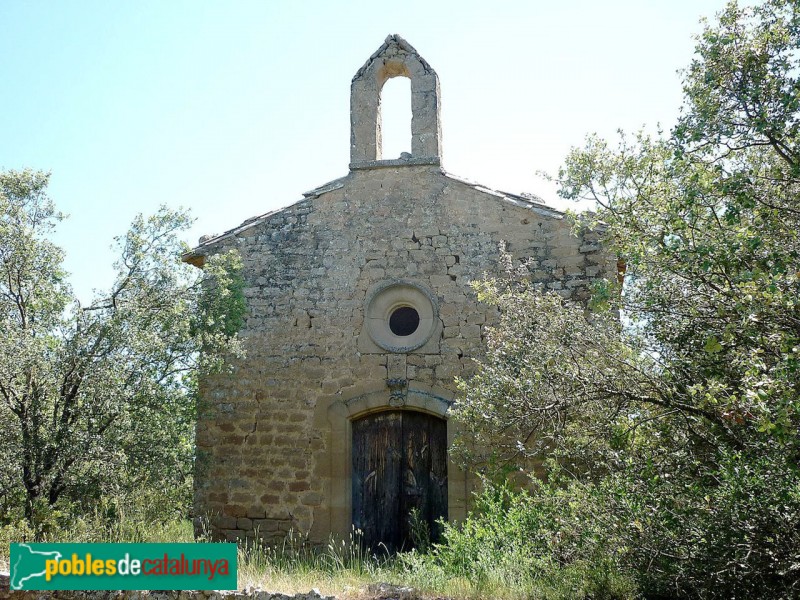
[183,169,602,267]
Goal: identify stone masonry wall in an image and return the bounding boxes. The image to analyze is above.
[189,163,616,545]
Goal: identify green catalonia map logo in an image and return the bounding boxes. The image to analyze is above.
[10,543,237,590]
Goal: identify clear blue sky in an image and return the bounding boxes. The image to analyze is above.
[1,0,731,302]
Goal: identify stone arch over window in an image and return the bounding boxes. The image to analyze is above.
[325,384,466,539]
[350,34,442,166]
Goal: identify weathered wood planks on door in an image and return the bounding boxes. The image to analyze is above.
[352,410,448,552]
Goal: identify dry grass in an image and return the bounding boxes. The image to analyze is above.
[0,520,635,599]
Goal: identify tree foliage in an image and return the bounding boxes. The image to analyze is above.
[454,1,800,597]
[0,169,244,534]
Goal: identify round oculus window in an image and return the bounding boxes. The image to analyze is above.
[364,282,437,352]
[389,306,420,336]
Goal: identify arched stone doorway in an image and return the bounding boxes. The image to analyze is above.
[324,385,464,546]
[351,410,448,551]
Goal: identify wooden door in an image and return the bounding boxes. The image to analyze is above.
[352,410,448,552]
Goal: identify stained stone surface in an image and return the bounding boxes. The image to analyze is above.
[183,35,616,545]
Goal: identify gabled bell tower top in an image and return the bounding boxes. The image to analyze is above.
[350,35,442,169]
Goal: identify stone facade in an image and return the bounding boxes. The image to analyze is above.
[184,35,616,545]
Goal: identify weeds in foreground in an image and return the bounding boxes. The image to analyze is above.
[1,511,636,600]
[236,529,394,597]
[234,526,636,600]
[0,513,194,575]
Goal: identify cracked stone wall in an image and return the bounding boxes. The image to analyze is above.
[189,164,616,544]
[185,35,616,545]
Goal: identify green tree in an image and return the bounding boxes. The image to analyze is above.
[0,169,244,533]
[454,1,800,597]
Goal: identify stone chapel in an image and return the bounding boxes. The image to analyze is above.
[184,35,615,550]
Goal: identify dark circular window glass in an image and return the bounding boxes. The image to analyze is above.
[389,306,420,336]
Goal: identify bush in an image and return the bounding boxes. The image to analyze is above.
[404,481,638,600]
[609,448,800,599]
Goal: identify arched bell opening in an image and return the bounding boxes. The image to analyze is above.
[350,35,442,166]
[378,76,412,160]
